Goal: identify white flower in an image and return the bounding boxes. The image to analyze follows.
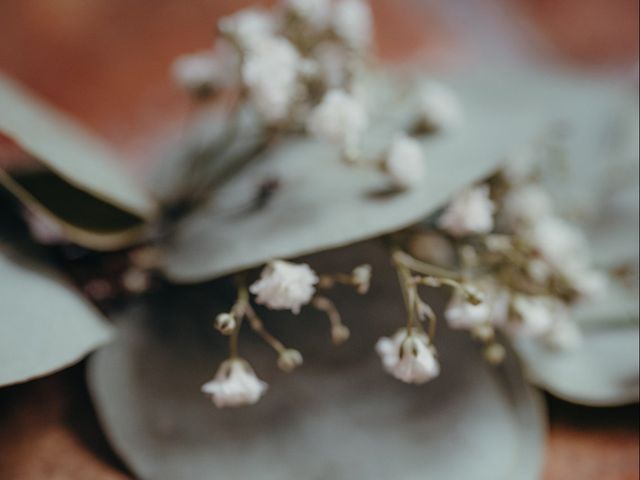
[544,318,582,350]
[250,260,319,314]
[214,313,236,335]
[375,329,440,384]
[509,295,555,338]
[24,209,65,245]
[313,42,352,88]
[351,264,372,294]
[384,134,425,189]
[501,147,537,183]
[332,0,373,51]
[242,36,301,123]
[562,264,608,299]
[219,8,275,49]
[172,44,238,94]
[445,287,509,330]
[445,290,491,330]
[277,348,303,372]
[501,184,553,228]
[418,81,464,131]
[201,358,268,408]
[526,216,587,270]
[438,185,495,237]
[307,89,368,153]
[284,0,332,30]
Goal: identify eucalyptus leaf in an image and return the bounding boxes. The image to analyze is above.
[0,248,113,387]
[0,73,156,224]
[160,69,631,282]
[88,244,545,480]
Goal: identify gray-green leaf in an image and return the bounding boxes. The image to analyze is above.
[88,244,545,480]
[0,248,113,386]
[160,69,631,282]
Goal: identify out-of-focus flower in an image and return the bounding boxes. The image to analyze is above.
[351,264,372,294]
[214,313,236,335]
[171,46,238,96]
[250,260,319,314]
[332,0,373,51]
[418,81,464,131]
[544,317,582,350]
[284,0,332,30]
[23,209,65,245]
[242,36,301,122]
[501,184,553,228]
[376,328,440,384]
[438,185,495,237]
[201,358,268,407]
[509,295,555,337]
[307,89,368,153]
[313,41,352,88]
[445,289,491,330]
[384,134,425,189]
[277,348,304,372]
[219,8,276,49]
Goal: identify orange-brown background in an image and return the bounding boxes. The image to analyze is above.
[0,1,638,478]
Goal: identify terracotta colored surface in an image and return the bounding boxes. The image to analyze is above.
[0,1,638,479]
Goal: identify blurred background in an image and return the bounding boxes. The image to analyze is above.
[0,0,638,478]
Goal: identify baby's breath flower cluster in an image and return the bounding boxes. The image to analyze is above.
[202,260,371,407]
[380,158,606,380]
[170,0,464,200]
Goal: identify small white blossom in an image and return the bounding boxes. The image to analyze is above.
[307,89,368,153]
[351,264,372,294]
[501,184,553,228]
[24,209,65,245]
[501,147,537,183]
[172,47,237,94]
[509,295,555,338]
[384,134,425,189]
[284,0,332,30]
[242,36,301,123]
[418,81,464,131]
[219,8,275,49]
[313,41,352,88]
[250,260,319,314]
[332,0,373,51]
[544,318,582,350]
[201,358,268,408]
[214,313,236,335]
[562,264,608,299]
[445,290,491,330]
[526,216,586,270]
[438,185,496,237]
[277,348,303,372]
[375,329,440,384]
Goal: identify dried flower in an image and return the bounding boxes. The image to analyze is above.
[438,185,495,237]
[242,36,301,123]
[307,89,368,154]
[376,329,440,384]
[417,81,464,131]
[214,313,236,335]
[250,260,319,314]
[331,323,351,344]
[277,348,304,372]
[332,0,373,51]
[201,358,268,408]
[484,342,506,365]
[384,134,425,189]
